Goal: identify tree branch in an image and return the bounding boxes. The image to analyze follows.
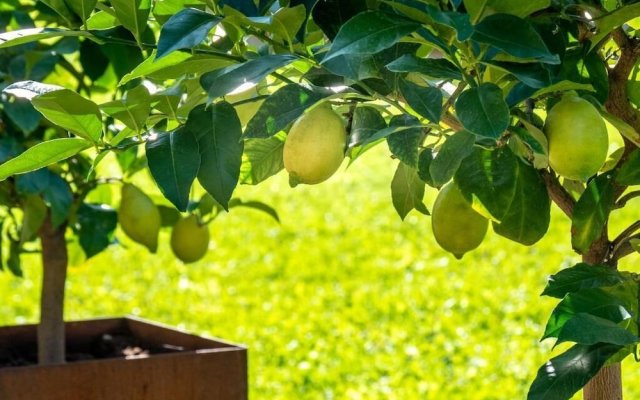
[540,170,575,218]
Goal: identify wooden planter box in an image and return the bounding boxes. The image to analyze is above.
[0,317,247,400]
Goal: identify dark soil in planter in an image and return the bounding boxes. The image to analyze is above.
[0,331,185,368]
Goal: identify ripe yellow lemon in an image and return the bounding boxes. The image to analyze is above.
[170,214,210,263]
[431,182,488,259]
[283,104,347,187]
[118,183,161,253]
[544,94,608,181]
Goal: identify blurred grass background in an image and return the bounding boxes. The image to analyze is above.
[1,145,640,399]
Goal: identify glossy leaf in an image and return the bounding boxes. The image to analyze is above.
[386,54,462,81]
[120,52,234,85]
[3,80,63,100]
[20,195,47,243]
[65,0,98,25]
[322,11,420,63]
[32,89,102,142]
[244,84,328,139]
[571,173,617,254]
[43,174,73,228]
[240,134,285,185]
[387,115,423,168]
[111,0,151,43]
[348,106,387,162]
[76,203,118,258]
[543,283,637,340]
[528,343,623,400]
[200,55,297,100]
[455,83,509,140]
[186,103,243,210]
[542,263,626,299]
[0,138,92,181]
[590,3,640,49]
[429,130,475,187]
[0,28,92,49]
[616,149,640,185]
[146,127,200,212]
[399,79,442,123]
[454,146,517,220]
[492,155,550,245]
[556,313,637,346]
[472,14,559,64]
[391,162,429,220]
[311,0,367,41]
[156,8,221,59]
[465,0,550,21]
[100,85,150,132]
[228,198,280,222]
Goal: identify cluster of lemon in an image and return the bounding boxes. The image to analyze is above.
[118,184,209,263]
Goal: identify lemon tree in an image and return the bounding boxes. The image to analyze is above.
[3,0,640,399]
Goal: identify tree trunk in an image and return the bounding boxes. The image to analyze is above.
[582,239,622,400]
[584,364,622,400]
[37,215,68,365]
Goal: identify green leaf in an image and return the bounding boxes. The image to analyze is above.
[543,283,636,340]
[20,195,47,243]
[146,127,200,212]
[32,89,102,142]
[187,102,243,210]
[100,85,150,132]
[228,198,280,223]
[111,0,151,43]
[616,149,640,185]
[572,172,617,254]
[399,79,442,123]
[492,155,550,245]
[200,55,297,100]
[455,83,509,140]
[589,3,640,50]
[0,28,92,49]
[86,10,119,30]
[65,0,98,25]
[6,237,22,277]
[542,263,626,299]
[387,115,423,168]
[531,80,594,98]
[391,161,429,220]
[602,111,640,148]
[3,81,64,101]
[527,343,623,400]
[348,106,387,162]
[417,149,435,187]
[464,0,550,21]
[43,174,72,228]
[0,138,92,181]
[486,61,552,89]
[454,146,517,220]
[240,133,285,185]
[76,203,118,258]
[386,54,462,81]
[429,130,475,187]
[156,8,221,59]
[41,0,77,24]
[472,14,559,64]
[556,313,637,346]
[322,11,420,63]
[244,84,328,139]
[120,52,234,85]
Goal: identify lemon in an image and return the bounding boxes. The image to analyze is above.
[170,214,210,263]
[283,104,346,187]
[544,94,608,181]
[431,182,488,259]
[118,183,161,253]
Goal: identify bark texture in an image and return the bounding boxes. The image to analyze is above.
[37,215,68,365]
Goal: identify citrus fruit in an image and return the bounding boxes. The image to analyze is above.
[118,183,161,252]
[543,93,608,181]
[431,182,488,259]
[283,103,346,187]
[170,214,210,263]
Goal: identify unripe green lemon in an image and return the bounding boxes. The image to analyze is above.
[118,183,161,252]
[543,94,608,181]
[431,182,488,259]
[170,214,210,263]
[283,104,347,187]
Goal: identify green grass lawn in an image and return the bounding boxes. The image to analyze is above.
[2,146,640,399]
